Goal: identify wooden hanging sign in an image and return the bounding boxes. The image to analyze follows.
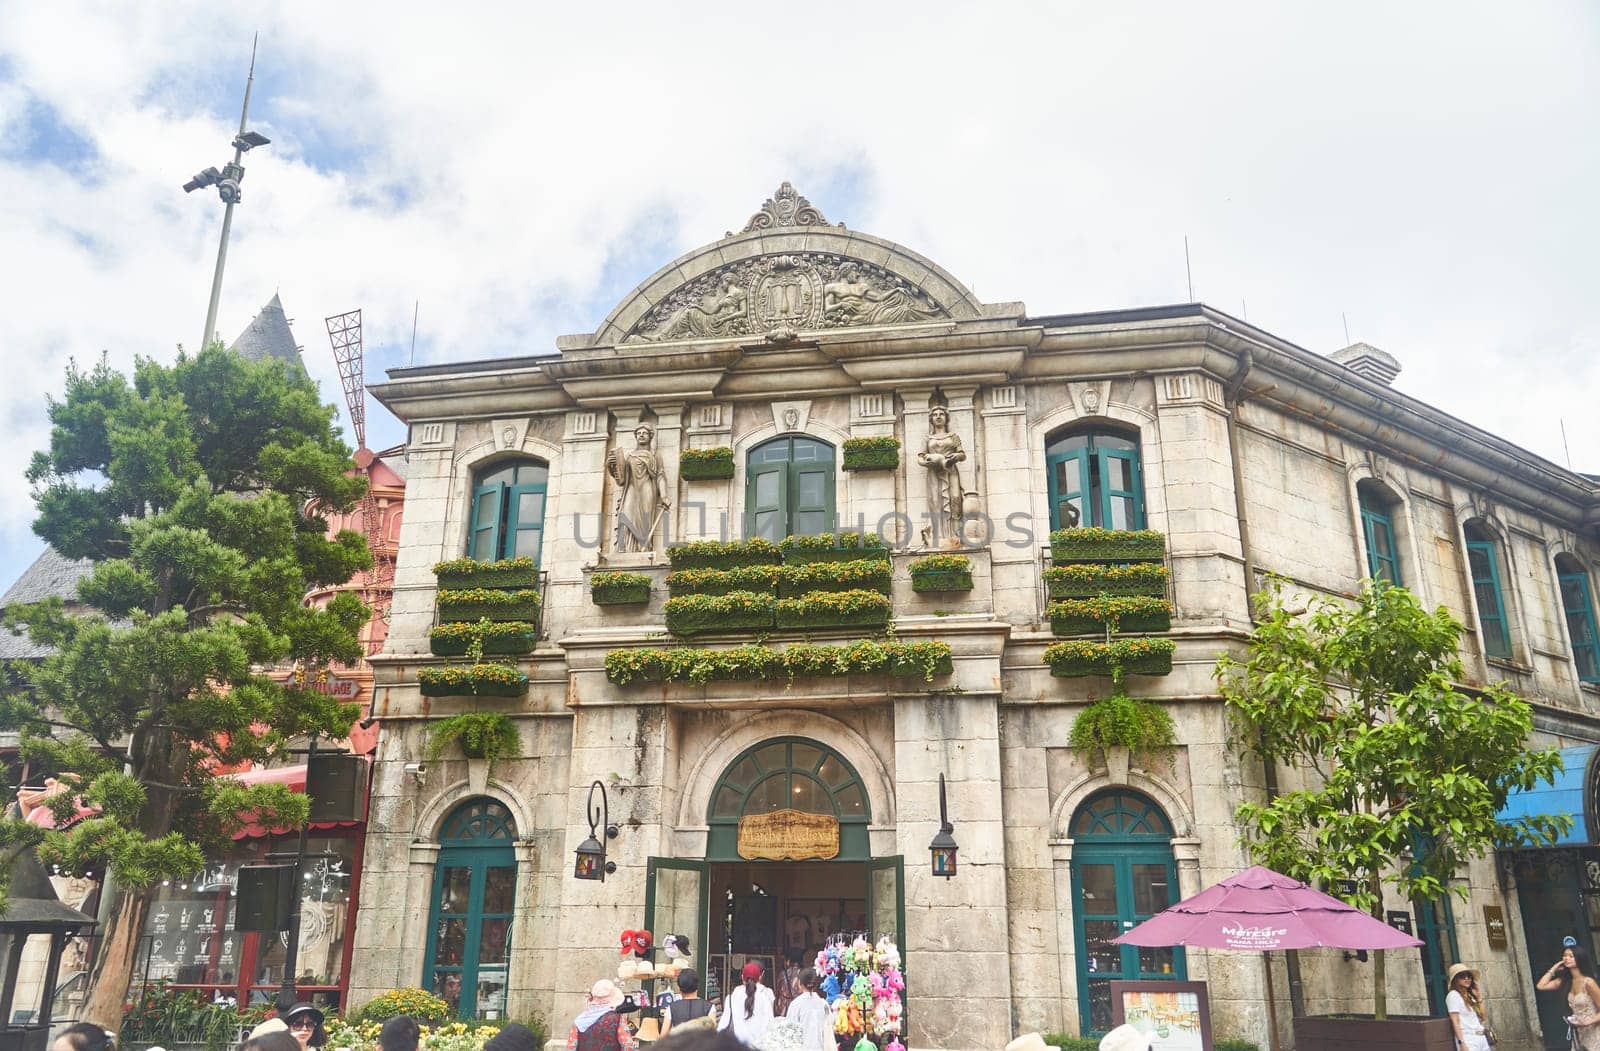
[738,809,840,860]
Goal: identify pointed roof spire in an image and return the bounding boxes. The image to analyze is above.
[228,293,308,377]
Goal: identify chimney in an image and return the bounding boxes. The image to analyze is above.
[1330,342,1401,386]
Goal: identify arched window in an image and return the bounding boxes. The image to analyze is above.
[1069,789,1183,1036]
[746,436,835,541]
[468,459,548,564]
[1557,555,1600,683]
[706,736,869,859]
[1464,522,1512,660]
[1357,481,1402,585]
[423,799,517,1019]
[1046,428,1144,531]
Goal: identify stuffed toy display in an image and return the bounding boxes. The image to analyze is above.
[815,933,905,1043]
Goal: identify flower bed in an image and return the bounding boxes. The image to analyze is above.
[1050,527,1166,562]
[667,537,783,569]
[841,436,901,472]
[679,445,735,481]
[1043,638,1176,678]
[418,663,530,697]
[604,638,954,686]
[779,532,891,565]
[590,571,650,606]
[436,588,542,622]
[433,556,538,589]
[1048,596,1173,637]
[908,554,973,593]
[1044,562,1169,599]
[776,589,892,630]
[429,620,538,656]
[664,591,776,636]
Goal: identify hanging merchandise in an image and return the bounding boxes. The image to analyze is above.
[815,933,904,1044]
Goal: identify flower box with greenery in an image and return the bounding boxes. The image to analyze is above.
[1049,595,1173,636]
[1068,693,1177,758]
[841,436,901,471]
[1049,527,1166,562]
[429,619,538,657]
[779,531,891,564]
[437,587,542,623]
[1044,637,1176,677]
[679,445,736,481]
[590,571,651,605]
[604,638,954,686]
[776,588,892,630]
[1044,561,1169,599]
[418,662,530,698]
[667,564,783,597]
[778,558,893,597]
[433,555,539,589]
[664,590,776,636]
[908,554,974,592]
[667,537,783,569]
[426,711,521,762]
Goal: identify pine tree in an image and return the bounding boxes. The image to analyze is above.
[0,345,372,1026]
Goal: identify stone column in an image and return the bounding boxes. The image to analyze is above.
[847,392,899,542]
[1049,839,1081,1035]
[651,402,684,550]
[979,384,1036,624]
[1004,740,1063,1035]
[895,695,1013,1049]
[545,410,610,577]
[901,388,935,549]
[386,426,458,656]
[681,402,734,543]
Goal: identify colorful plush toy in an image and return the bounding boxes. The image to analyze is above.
[883,997,902,1033]
[884,1037,906,1051]
[850,974,872,1006]
[822,973,842,1003]
[874,935,901,972]
[853,1037,877,1051]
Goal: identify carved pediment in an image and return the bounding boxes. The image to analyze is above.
[737,181,841,234]
[624,252,948,344]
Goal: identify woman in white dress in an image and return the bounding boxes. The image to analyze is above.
[783,968,834,1051]
[1445,963,1490,1051]
[718,960,775,1046]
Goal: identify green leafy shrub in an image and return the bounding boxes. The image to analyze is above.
[1069,694,1177,752]
[1044,561,1169,599]
[908,554,974,592]
[1049,527,1166,561]
[1044,637,1175,677]
[437,587,542,622]
[841,436,901,471]
[668,537,783,569]
[604,639,953,686]
[776,588,891,629]
[1049,595,1173,636]
[122,983,273,1051]
[349,987,454,1025]
[433,555,539,588]
[590,571,651,605]
[418,663,529,698]
[664,590,776,636]
[429,620,538,656]
[667,559,891,597]
[679,446,736,480]
[667,564,783,596]
[779,532,890,564]
[426,712,521,762]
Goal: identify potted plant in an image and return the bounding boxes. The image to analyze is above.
[908,553,973,592]
[433,555,539,589]
[417,662,529,698]
[1050,527,1166,562]
[1048,595,1172,636]
[436,587,542,622]
[663,590,776,636]
[679,446,735,481]
[427,712,521,794]
[1043,561,1169,599]
[667,537,783,569]
[429,619,538,656]
[590,571,651,606]
[1044,637,1175,677]
[1220,579,1569,1048]
[841,436,901,471]
[775,588,892,630]
[779,532,891,565]
[1068,693,1176,783]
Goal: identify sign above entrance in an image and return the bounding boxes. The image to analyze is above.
[737,809,840,861]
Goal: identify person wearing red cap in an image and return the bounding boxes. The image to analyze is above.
[716,960,774,1045]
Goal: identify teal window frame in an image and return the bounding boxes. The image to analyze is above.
[745,436,836,541]
[706,736,869,860]
[1045,431,1145,531]
[1069,790,1184,1037]
[1465,532,1512,660]
[1559,563,1600,683]
[467,460,549,564]
[1358,493,1402,585]
[422,799,518,1020]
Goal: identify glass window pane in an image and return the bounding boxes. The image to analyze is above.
[793,439,829,461]
[1131,863,1173,915]
[478,917,511,963]
[1053,459,1082,497]
[816,756,847,789]
[516,463,548,486]
[1105,456,1133,491]
[870,864,899,942]
[754,442,789,464]
[1108,496,1134,531]
[712,785,742,818]
[795,511,825,536]
[1467,545,1492,580]
[1088,980,1113,1033]
[746,776,788,814]
[755,472,779,507]
[482,866,516,914]
[1371,521,1394,558]
[729,756,762,788]
[479,466,514,488]
[1046,433,1089,458]
[755,510,779,541]
[755,743,788,772]
[1083,919,1123,973]
[797,472,825,507]
[514,527,542,560]
[433,971,464,1014]
[1056,496,1083,530]
[516,492,545,526]
[1138,945,1177,975]
[789,776,829,815]
[439,866,472,913]
[832,783,866,818]
[791,744,822,774]
[1079,864,1120,914]
[476,967,508,1021]
[472,529,496,562]
[433,919,467,966]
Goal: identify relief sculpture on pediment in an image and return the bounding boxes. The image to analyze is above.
[625,252,945,343]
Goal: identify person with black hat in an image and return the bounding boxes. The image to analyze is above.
[281,1004,326,1050]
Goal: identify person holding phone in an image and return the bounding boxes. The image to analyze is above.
[1537,945,1600,1050]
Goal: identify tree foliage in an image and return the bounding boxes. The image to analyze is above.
[1218,577,1568,1014]
[0,346,372,1019]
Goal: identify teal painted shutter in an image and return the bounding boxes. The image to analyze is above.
[469,484,504,561]
[747,462,787,542]
[1466,540,1511,659]
[1097,446,1144,530]
[1560,571,1600,682]
[1047,449,1089,530]
[791,460,834,537]
[505,482,547,565]
[1361,507,1401,585]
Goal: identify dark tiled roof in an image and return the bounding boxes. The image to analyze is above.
[229,293,308,377]
[0,548,92,659]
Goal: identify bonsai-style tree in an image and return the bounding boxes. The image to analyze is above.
[0,347,371,1025]
[1218,578,1568,1018]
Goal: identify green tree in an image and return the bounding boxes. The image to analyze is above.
[0,346,371,1026]
[1218,578,1568,1018]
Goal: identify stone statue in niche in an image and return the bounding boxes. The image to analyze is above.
[607,424,670,552]
[918,404,967,548]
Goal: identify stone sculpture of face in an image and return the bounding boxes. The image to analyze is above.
[635,425,654,447]
[929,406,949,430]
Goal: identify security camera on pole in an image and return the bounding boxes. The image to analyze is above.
[185,33,271,351]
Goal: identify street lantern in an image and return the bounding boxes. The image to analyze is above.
[575,780,618,881]
[929,772,958,878]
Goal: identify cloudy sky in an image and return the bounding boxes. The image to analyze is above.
[1,4,1596,588]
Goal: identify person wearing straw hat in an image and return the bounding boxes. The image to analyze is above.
[1097,1025,1156,1051]
[566,979,640,1051]
[1446,964,1492,1051]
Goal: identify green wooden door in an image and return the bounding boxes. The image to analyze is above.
[645,858,709,979]
[423,800,518,1019]
[1069,791,1183,1036]
[745,437,835,540]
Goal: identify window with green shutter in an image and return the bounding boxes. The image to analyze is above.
[1357,483,1402,585]
[467,460,549,564]
[1557,555,1600,683]
[1464,522,1512,660]
[745,437,835,540]
[1045,429,1145,531]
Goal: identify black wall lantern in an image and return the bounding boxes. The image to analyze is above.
[929,772,958,878]
[575,779,618,881]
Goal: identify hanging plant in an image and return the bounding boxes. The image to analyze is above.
[433,555,538,589]
[908,554,974,593]
[437,588,541,623]
[1049,527,1166,562]
[779,532,891,565]
[1044,562,1169,600]
[679,446,736,481]
[1043,637,1176,677]
[1049,596,1173,637]
[841,436,901,472]
[667,537,783,570]
[1069,694,1177,753]
[426,712,521,763]
[429,619,538,656]
[590,572,651,606]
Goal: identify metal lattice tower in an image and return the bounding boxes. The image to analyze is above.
[327,309,365,449]
[325,308,394,645]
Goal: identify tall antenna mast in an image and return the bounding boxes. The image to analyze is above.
[326,309,395,645]
[186,34,271,351]
[327,309,366,449]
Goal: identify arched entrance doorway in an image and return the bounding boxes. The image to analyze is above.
[1070,789,1185,1036]
[647,737,901,1003]
[422,798,517,1020]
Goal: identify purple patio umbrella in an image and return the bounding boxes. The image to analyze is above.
[1113,864,1423,951]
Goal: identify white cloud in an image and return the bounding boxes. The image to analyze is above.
[1,2,1596,585]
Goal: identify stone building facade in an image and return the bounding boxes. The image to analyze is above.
[348,184,1600,1050]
